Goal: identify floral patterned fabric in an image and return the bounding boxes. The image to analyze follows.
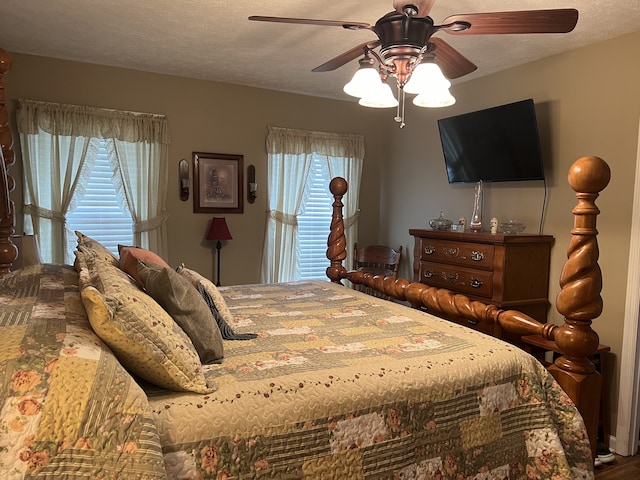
[147,281,595,480]
[0,264,166,479]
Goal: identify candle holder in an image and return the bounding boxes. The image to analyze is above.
[469,180,483,232]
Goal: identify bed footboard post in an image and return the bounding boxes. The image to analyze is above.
[549,155,610,458]
[0,48,16,276]
[326,177,348,283]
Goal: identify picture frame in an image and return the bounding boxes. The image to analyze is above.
[193,152,244,213]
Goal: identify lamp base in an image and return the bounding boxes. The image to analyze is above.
[215,240,222,286]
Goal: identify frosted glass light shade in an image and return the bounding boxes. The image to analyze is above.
[413,87,456,108]
[343,67,382,98]
[404,62,451,95]
[358,82,398,108]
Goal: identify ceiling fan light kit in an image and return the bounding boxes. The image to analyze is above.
[249,1,578,128]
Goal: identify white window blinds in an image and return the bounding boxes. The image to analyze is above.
[297,156,333,280]
[66,140,134,255]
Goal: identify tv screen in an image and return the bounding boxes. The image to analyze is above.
[437,99,544,183]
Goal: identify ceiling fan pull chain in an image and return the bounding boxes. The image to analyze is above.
[395,87,406,128]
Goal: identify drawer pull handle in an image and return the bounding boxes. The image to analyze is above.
[471,251,484,261]
[441,272,459,284]
[424,246,435,255]
[467,318,479,326]
[447,248,459,257]
[423,270,434,279]
[470,278,483,288]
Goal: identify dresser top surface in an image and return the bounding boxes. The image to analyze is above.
[409,229,554,245]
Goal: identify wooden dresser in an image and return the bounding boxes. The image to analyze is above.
[409,229,554,344]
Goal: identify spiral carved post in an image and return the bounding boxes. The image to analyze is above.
[549,155,610,458]
[0,48,16,276]
[326,177,348,283]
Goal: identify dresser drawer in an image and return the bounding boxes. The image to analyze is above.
[418,262,493,299]
[418,238,494,270]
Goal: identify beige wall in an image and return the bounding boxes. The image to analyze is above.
[4,30,640,440]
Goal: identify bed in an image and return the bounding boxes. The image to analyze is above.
[0,47,607,479]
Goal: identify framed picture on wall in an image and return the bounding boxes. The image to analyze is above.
[193,152,244,213]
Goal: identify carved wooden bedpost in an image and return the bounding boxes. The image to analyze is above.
[549,155,610,457]
[326,177,348,283]
[0,48,16,275]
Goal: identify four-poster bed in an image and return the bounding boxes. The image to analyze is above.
[0,46,608,478]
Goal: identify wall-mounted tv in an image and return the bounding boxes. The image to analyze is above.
[437,99,545,183]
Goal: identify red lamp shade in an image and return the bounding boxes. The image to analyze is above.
[207,217,232,241]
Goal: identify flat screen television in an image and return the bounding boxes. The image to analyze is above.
[437,99,545,183]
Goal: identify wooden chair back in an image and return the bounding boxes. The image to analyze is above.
[352,243,402,299]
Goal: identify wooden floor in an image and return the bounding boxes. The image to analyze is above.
[595,453,640,479]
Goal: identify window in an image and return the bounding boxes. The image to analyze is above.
[17,99,170,264]
[297,156,333,280]
[66,140,134,257]
[261,127,364,284]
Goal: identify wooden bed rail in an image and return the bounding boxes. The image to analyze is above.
[0,48,16,276]
[326,177,558,340]
[326,155,610,456]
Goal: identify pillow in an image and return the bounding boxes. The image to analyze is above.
[78,252,214,393]
[75,231,119,266]
[177,265,256,340]
[75,247,135,286]
[118,245,170,288]
[137,261,224,364]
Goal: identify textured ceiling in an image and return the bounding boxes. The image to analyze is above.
[1,0,639,100]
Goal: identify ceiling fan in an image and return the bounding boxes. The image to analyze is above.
[249,0,578,126]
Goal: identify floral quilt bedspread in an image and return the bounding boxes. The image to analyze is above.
[0,264,166,479]
[147,281,594,480]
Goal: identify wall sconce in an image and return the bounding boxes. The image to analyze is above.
[179,159,189,201]
[247,164,257,203]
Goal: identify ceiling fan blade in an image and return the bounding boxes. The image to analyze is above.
[430,38,477,79]
[393,0,436,18]
[312,41,381,72]
[442,9,578,35]
[248,15,372,31]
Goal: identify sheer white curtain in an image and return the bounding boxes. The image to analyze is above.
[261,126,364,283]
[108,139,169,255]
[17,99,171,263]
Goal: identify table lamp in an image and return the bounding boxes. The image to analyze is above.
[206,217,232,286]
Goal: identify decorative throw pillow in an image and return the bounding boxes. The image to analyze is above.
[137,261,225,364]
[75,247,135,287]
[75,231,119,266]
[177,264,256,340]
[118,245,170,288]
[78,252,215,393]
